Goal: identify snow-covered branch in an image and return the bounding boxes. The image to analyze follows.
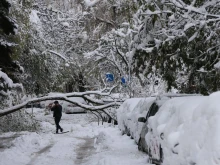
[0,85,118,117]
[0,92,121,117]
[65,85,117,97]
[47,50,68,61]
[95,16,116,27]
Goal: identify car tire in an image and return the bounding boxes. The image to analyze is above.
[148,148,153,163]
[148,157,153,164]
[138,138,144,151]
[125,128,130,136]
[160,146,163,163]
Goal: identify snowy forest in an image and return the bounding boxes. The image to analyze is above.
[1,1,220,165]
[1,0,220,128]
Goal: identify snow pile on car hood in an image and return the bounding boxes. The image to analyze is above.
[148,92,220,165]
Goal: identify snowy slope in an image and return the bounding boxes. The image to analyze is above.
[0,107,150,165]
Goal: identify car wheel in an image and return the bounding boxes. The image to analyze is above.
[160,146,164,163]
[148,157,153,164]
[138,138,144,151]
[148,148,153,163]
[126,128,130,136]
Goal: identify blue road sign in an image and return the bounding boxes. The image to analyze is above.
[121,77,126,84]
[106,73,114,82]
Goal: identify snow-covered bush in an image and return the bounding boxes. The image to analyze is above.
[0,71,39,133]
[146,92,220,165]
[0,110,39,133]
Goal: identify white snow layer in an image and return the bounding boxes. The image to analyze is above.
[29,10,42,29]
[29,10,43,36]
[0,108,149,165]
[84,0,100,7]
[0,70,22,91]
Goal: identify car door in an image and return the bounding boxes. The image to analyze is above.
[146,102,162,163]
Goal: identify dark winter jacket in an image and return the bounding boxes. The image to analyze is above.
[51,104,62,118]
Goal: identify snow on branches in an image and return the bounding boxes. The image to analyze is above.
[0,86,121,117]
[0,70,23,97]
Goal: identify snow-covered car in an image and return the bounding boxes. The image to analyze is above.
[63,97,87,114]
[125,97,156,143]
[117,98,143,136]
[117,94,192,144]
[143,94,213,165]
[117,97,159,143]
[137,96,170,154]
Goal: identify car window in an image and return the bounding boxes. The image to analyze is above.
[146,102,159,119]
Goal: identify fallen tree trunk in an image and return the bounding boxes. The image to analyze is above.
[0,96,121,117]
[0,86,121,117]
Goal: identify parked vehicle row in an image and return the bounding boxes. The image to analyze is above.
[117,93,220,165]
[117,97,156,143]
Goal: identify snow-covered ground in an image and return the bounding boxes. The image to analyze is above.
[0,108,149,165]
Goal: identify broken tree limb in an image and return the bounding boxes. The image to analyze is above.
[0,94,121,117]
[65,85,117,97]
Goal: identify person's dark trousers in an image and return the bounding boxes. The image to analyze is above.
[54,117,62,133]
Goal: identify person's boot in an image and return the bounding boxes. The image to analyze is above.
[60,128,63,132]
[56,130,58,134]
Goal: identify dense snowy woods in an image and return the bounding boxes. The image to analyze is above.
[1,0,220,129]
[90,0,220,96]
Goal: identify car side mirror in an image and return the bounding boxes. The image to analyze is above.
[138,117,146,123]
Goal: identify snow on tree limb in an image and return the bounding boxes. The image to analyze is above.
[0,86,119,117]
[82,95,104,105]
[65,85,117,97]
[0,95,121,117]
[47,50,68,61]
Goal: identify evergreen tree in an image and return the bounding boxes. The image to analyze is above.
[0,0,19,83]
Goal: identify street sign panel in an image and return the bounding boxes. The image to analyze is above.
[106,73,114,82]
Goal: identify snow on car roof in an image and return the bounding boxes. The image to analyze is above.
[147,93,220,165]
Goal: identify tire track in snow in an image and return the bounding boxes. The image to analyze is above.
[0,134,21,151]
[26,143,54,165]
[75,137,96,165]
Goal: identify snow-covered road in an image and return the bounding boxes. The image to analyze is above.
[0,108,150,165]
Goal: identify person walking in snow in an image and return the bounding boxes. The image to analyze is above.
[51,101,63,133]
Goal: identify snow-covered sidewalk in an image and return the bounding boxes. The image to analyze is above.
[0,108,149,165]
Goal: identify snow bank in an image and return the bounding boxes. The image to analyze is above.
[89,125,148,165]
[147,92,220,165]
[0,132,53,165]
